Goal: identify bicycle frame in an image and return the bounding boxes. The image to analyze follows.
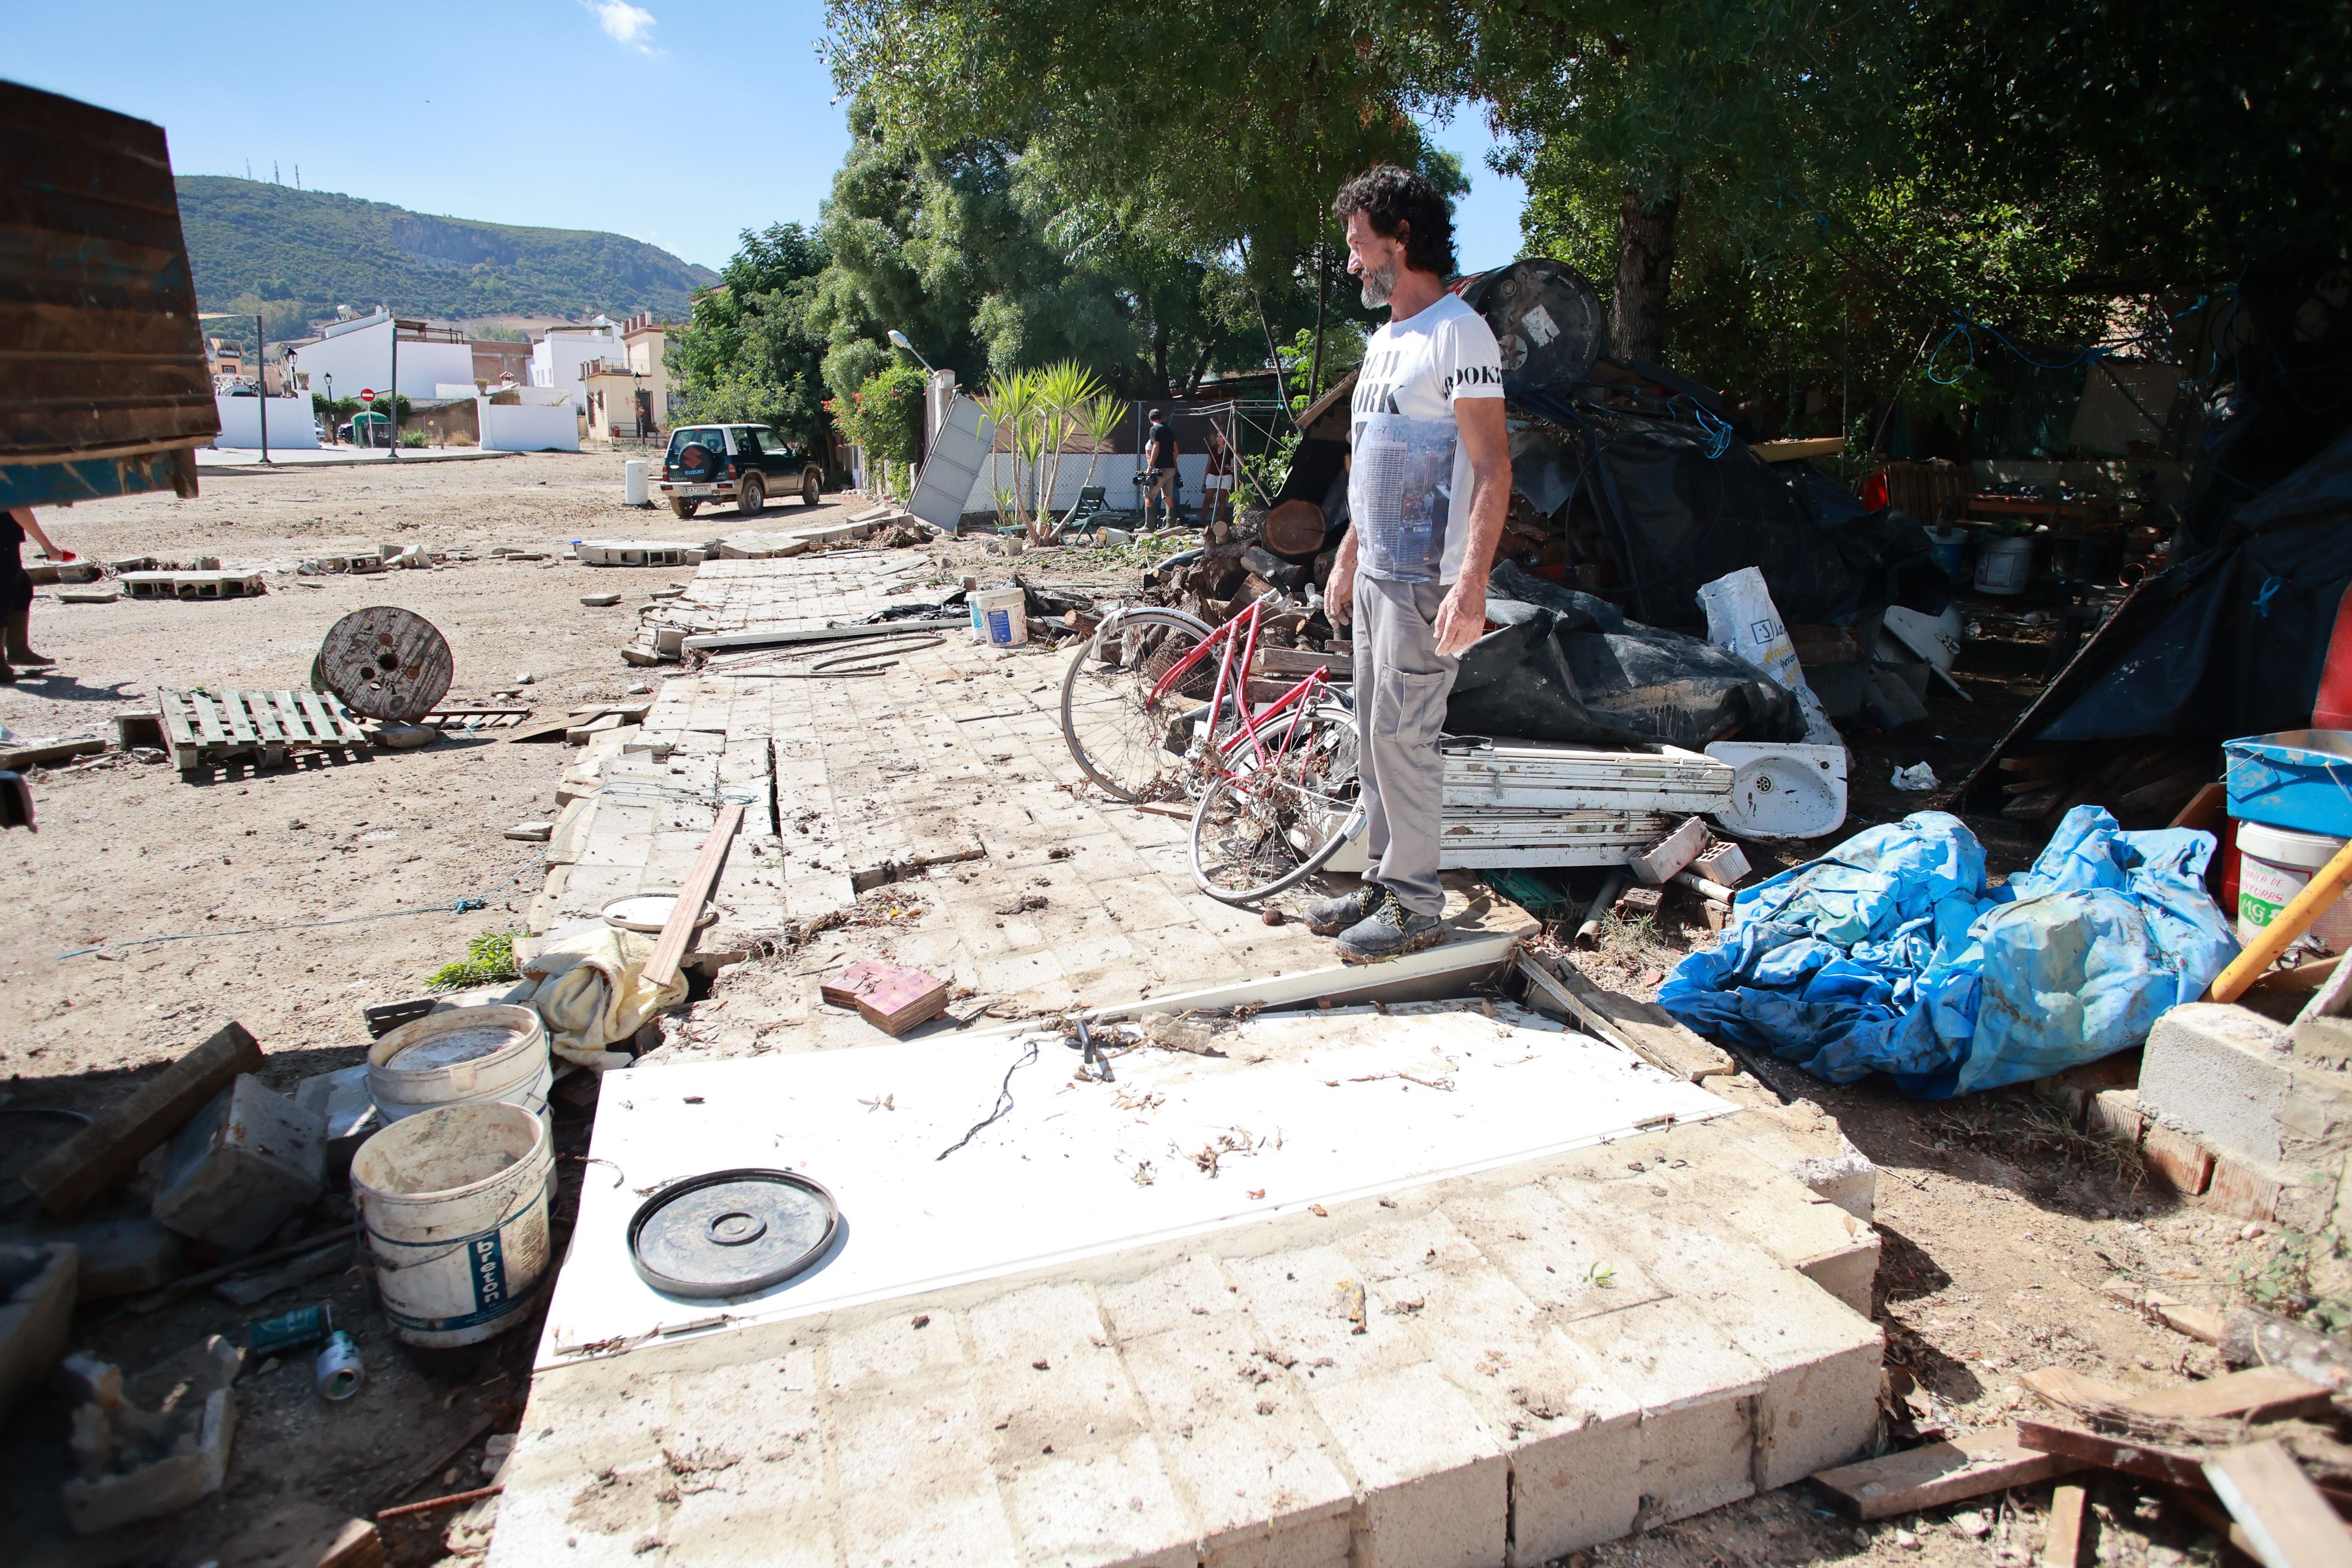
[1140,595,1329,777]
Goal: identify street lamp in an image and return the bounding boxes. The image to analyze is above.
[886,329,934,372]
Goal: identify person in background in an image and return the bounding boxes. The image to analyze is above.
[1141,408,1180,526]
[1305,163,1509,962]
[1201,426,1238,534]
[1,507,68,683]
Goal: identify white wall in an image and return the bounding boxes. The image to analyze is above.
[530,325,624,414]
[480,400,579,452]
[285,314,473,407]
[962,453,1207,514]
[211,394,319,450]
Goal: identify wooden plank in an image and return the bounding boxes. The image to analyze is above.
[243,693,285,745]
[1812,1429,2085,1520]
[2023,1365,2333,1425]
[156,689,196,750]
[21,1021,263,1216]
[642,803,744,991]
[186,691,228,745]
[2014,1417,2210,1490]
[2043,1483,2087,1568]
[218,691,259,746]
[2205,1441,2350,1568]
[1534,952,1735,1081]
[270,690,309,744]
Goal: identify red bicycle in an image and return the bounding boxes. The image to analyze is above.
[1060,591,1364,903]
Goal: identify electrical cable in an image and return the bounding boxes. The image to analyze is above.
[55,854,544,961]
[936,1037,1041,1160]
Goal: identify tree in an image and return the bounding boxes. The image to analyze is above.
[803,94,1288,403]
[670,222,834,444]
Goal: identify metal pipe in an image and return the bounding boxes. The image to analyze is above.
[1573,870,1628,948]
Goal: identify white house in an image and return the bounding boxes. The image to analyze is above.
[282,310,475,407]
[530,316,625,414]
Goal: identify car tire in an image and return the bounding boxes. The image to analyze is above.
[737,474,764,516]
[670,498,700,520]
[801,469,822,506]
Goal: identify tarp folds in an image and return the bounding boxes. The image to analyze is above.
[1446,561,1808,748]
[1504,385,1935,632]
[1657,807,2238,1098]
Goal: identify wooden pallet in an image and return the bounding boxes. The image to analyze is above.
[422,706,534,732]
[121,570,267,600]
[159,688,369,772]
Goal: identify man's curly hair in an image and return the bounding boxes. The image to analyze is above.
[1331,165,1456,279]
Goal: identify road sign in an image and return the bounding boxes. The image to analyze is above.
[358,388,376,403]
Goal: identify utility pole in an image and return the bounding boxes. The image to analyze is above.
[255,312,270,464]
[388,317,400,461]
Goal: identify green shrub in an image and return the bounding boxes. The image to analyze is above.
[427,931,519,989]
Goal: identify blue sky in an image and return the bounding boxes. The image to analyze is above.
[9,1,1526,276]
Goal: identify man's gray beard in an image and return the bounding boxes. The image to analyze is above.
[1359,261,1398,309]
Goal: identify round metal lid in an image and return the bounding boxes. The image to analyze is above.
[628,1168,839,1299]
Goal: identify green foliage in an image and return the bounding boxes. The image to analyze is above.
[397,429,429,448]
[671,223,834,444]
[426,931,518,990]
[177,176,717,326]
[2232,1228,2352,1336]
[835,362,928,470]
[982,362,1127,540]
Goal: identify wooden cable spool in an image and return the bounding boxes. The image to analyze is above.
[317,606,453,721]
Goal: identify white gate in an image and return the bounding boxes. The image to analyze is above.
[908,392,994,533]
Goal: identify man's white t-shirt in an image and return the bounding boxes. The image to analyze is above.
[1348,292,1505,585]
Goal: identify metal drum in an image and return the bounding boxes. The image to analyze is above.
[1461,259,1607,389]
[317,605,452,721]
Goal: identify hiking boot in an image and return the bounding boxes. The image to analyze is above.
[1335,897,1446,964]
[1304,882,1388,935]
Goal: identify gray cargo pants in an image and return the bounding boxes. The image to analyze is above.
[1351,573,1459,916]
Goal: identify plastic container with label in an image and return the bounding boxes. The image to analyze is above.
[1973,535,2033,595]
[2234,818,2352,952]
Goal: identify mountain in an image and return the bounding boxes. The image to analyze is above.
[176,176,720,332]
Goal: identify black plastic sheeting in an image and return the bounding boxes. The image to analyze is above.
[1445,561,1808,748]
[2031,426,2352,743]
[1506,383,1936,633]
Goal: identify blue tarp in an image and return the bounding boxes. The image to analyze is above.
[1656,808,2239,1098]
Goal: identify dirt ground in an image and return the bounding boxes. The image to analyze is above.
[0,455,2287,1567]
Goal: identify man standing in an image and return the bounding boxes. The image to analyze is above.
[1141,407,1180,526]
[1307,165,1509,962]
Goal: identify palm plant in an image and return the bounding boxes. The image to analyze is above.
[1064,392,1130,530]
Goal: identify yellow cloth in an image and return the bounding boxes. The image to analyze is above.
[515,922,686,1067]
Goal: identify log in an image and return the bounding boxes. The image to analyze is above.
[2221,1308,2352,1391]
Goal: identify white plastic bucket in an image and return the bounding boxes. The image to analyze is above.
[2236,819,2352,952]
[1973,536,2033,595]
[623,460,648,506]
[974,586,1027,647]
[350,1101,554,1348]
[369,1004,552,1129]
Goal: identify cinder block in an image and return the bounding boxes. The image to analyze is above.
[1115,1318,1356,1560]
[1590,1191,1882,1489]
[997,1432,1198,1567]
[1224,1245,1424,1385]
[1633,1146,1880,1316]
[1554,1294,1763,1522]
[0,1243,78,1418]
[2140,1003,2311,1167]
[1307,1363,1508,1568]
[149,1075,326,1251]
[830,1375,1023,1567]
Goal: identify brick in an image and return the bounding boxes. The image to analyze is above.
[1307,1363,1508,1568]
[2140,1120,2215,1195]
[2085,1088,2144,1146]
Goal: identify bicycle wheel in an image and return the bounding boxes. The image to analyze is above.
[1190,704,1365,904]
[1060,607,1220,800]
